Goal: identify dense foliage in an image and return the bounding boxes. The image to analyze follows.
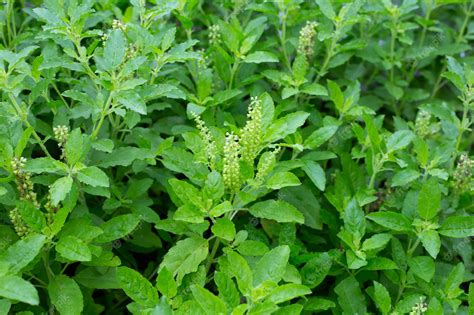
[0,0,474,314]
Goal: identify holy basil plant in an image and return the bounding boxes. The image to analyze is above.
[0,0,473,314]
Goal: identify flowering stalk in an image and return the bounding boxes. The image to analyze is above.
[223,132,241,193]
[239,96,263,164]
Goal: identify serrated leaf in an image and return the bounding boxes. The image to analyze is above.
[334,276,367,315]
[50,176,73,206]
[56,235,92,262]
[211,218,236,241]
[302,160,326,191]
[0,276,39,305]
[249,200,304,224]
[244,51,278,63]
[439,216,474,238]
[103,30,126,70]
[408,256,435,283]
[253,245,290,286]
[191,286,227,314]
[373,281,391,315]
[159,237,208,284]
[116,266,158,307]
[0,234,46,273]
[367,212,412,232]
[77,166,109,187]
[48,275,83,315]
[417,178,440,220]
[95,214,140,243]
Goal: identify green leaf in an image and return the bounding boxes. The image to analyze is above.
[267,284,311,304]
[372,281,391,315]
[65,128,87,166]
[48,275,83,315]
[24,157,66,174]
[0,299,11,314]
[249,200,304,224]
[304,125,339,149]
[211,218,236,241]
[18,201,46,232]
[56,235,92,262]
[237,240,269,256]
[418,230,440,259]
[159,237,208,284]
[14,127,33,158]
[50,176,73,206]
[215,271,240,309]
[95,214,140,243]
[362,234,392,251]
[343,199,365,237]
[169,178,204,209]
[116,266,158,307]
[300,83,328,96]
[253,245,290,286]
[316,0,336,19]
[266,171,301,189]
[174,204,204,223]
[77,166,109,187]
[225,251,253,295]
[191,286,227,314]
[334,276,367,315]
[387,130,415,152]
[302,160,326,191]
[243,51,278,63]
[444,263,464,296]
[203,171,225,202]
[0,275,39,305]
[301,253,332,288]
[367,212,412,232]
[0,234,46,273]
[408,256,435,283]
[156,267,177,298]
[417,178,440,220]
[103,29,126,70]
[327,80,344,112]
[391,169,420,187]
[117,91,147,115]
[439,216,474,238]
[91,138,114,153]
[98,147,155,167]
[264,112,309,143]
[304,297,335,311]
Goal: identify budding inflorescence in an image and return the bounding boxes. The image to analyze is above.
[208,24,221,45]
[409,297,428,315]
[126,44,138,59]
[414,110,438,137]
[192,112,217,170]
[453,153,473,192]
[9,208,30,238]
[223,132,242,192]
[240,96,263,164]
[255,146,281,184]
[10,157,38,238]
[112,19,127,32]
[44,193,58,225]
[298,21,318,58]
[54,125,69,159]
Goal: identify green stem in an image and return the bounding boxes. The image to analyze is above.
[205,238,220,273]
[8,93,52,158]
[228,58,240,89]
[279,9,292,73]
[431,1,472,99]
[315,38,335,83]
[91,92,114,140]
